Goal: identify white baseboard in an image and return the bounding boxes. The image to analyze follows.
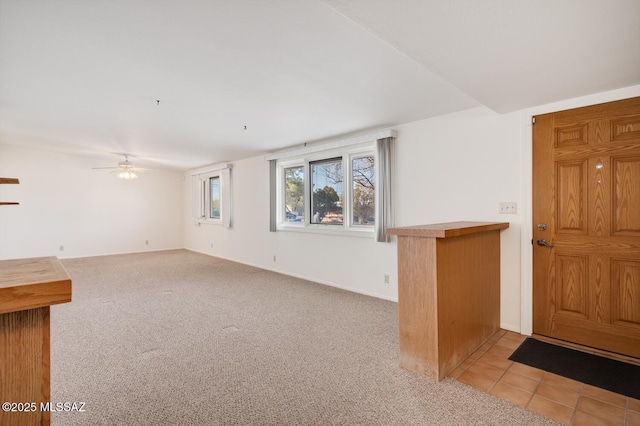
[57,247,185,260]
[186,248,398,303]
[500,322,526,335]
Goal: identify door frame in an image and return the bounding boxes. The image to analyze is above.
[520,85,640,336]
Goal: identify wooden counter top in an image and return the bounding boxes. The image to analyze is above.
[0,256,72,315]
[387,221,509,238]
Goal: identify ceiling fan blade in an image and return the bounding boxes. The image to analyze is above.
[93,154,152,175]
[109,169,148,174]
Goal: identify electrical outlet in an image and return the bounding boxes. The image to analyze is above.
[59,245,64,251]
[273,255,277,262]
[384,274,390,284]
[498,202,517,214]
[145,240,149,245]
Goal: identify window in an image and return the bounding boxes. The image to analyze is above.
[311,157,343,225]
[192,164,232,228]
[352,155,375,227]
[267,129,394,241]
[275,146,377,234]
[284,166,304,223]
[210,176,220,219]
[199,172,222,224]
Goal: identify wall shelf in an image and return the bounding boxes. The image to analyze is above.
[0,177,20,205]
[0,178,19,184]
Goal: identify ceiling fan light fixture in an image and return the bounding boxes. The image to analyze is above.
[118,170,138,180]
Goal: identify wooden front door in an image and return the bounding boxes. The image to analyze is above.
[533,97,640,358]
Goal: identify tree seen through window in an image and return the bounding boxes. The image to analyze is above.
[311,158,343,224]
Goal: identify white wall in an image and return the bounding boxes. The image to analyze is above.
[394,107,523,331]
[0,144,184,259]
[183,154,399,301]
[183,106,525,330]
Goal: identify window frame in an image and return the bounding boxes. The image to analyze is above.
[280,162,305,226]
[192,163,232,228]
[275,142,376,237]
[198,171,223,225]
[350,153,376,228]
[310,156,344,226]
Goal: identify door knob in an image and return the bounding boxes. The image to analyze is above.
[537,239,554,248]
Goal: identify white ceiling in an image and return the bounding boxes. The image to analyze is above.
[1,0,638,170]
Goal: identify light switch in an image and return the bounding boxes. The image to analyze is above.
[498,202,517,214]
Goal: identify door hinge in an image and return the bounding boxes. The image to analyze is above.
[532,116,536,124]
[531,239,534,245]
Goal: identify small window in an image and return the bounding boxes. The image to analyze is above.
[194,165,232,227]
[284,166,304,223]
[210,176,220,219]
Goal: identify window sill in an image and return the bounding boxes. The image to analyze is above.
[199,220,223,226]
[276,224,374,238]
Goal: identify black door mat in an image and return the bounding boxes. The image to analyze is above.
[508,338,640,399]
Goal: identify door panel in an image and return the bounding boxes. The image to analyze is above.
[533,97,640,358]
[556,254,588,317]
[611,259,640,325]
[556,160,587,233]
[613,156,640,235]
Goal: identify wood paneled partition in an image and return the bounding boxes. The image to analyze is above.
[388,222,508,381]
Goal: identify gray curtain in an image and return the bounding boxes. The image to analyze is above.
[269,160,277,232]
[375,137,394,242]
[221,167,232,229]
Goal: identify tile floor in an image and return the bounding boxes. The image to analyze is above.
[448,330,640,426]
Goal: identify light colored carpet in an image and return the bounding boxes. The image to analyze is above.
[51,249,558,425]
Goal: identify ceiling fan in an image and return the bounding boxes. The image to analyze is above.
[92,154,151,180]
